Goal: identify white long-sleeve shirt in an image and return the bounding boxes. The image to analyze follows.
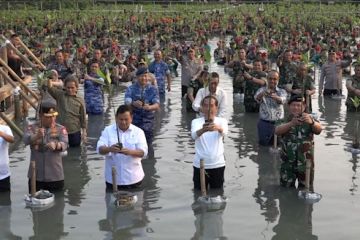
[0,125,13,180]
[191,117,228,169]
[97,123,148,185]
[192,87,227,118]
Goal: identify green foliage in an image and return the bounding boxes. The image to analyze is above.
[351,96,360,112]
[96,69,113,95]
[36,70,52,89]
[204,47,211,64]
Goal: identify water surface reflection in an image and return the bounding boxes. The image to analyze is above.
[0,193,21,240]
[99,191,150,240]
[272,189,318,240]
[29,193,66,240]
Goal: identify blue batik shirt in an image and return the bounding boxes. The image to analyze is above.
[124,82,160,130]
[148,60,170,95]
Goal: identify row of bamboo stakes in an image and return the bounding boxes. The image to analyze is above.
[0,35,46,138]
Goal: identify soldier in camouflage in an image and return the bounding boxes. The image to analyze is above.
[243,59,267,112]
[226,48,252,94]
[286,63,316,113]
[275,95,322,189]
[277,49,298,89]
[345,63,360,112]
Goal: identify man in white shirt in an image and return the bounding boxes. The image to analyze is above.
[97,105,148,191]
[192,72,227,118]
[0,124,14,192]
[191,96,228,191]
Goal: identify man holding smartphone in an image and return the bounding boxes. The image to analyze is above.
[275,95,322,188]
[191,96,228,192]
[97,105,148,192]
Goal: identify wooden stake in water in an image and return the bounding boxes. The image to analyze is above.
[31,161,36,197]
[273,134,278,149]
[111,166,117,193]
[305,158,311,193]
[200,159,207,197]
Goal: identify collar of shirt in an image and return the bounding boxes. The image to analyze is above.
[204,87,220,96]
[112,123,134,133]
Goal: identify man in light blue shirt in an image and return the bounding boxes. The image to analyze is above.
[148,50,171,99]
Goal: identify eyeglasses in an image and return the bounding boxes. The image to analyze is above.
[268,77,278,80]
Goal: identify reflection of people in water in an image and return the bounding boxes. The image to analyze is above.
[349,155,359,195]
[341,114,359,194]
[63,148,91,207]
[98,191,149,239]
[191,190,227,240]
[29,193,67,240]
[272,189,318,240]
[252,147,280,223]
[0,192,21,240]
[231,108,260,158]
[318,96,342,139]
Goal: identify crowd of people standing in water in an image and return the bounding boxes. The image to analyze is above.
[1,6,360,201]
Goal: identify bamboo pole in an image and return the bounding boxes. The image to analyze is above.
[0,36,35,68]
[200,159,206,197]
[0,112,23,137]
[0,68,37,109]
[305,158,311,193]
[111,166,118,193]
[17,39,46,70]
[273,134,278,149]
[0,58,39,101]
[31,161,36,197]
[14,93,21,121]
[0,47,7,112]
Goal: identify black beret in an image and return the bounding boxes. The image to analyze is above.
[136,67,149,76]
[288,94,304,105]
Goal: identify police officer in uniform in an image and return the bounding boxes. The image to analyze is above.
[23,99,68,192]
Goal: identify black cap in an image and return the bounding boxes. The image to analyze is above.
[136,67,149,76]
[288,94,304,105]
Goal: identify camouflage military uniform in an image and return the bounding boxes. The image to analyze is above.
[290,74,315,113]
[279,116,316,188]
[279,61,297,88]
[244,70,267,112]
[346,75,360,112]
[232,60,251,94]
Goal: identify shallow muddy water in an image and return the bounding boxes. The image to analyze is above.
[3,38,360,240]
